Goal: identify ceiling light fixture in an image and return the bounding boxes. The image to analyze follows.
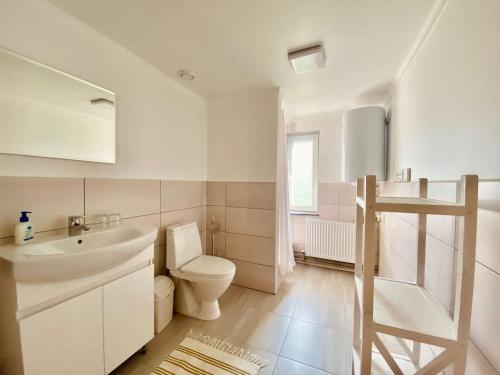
[288,45,326,74]
[177,69,196,81]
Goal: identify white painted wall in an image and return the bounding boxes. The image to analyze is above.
[385,0,500,371]
[0,0,207,180]
[293,113,343,183]
[207,90,279,182]
[387,0,500,181]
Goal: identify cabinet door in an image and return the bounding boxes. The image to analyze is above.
[20,288,104,375]
[103,265,154,373]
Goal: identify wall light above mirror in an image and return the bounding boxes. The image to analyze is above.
[0,48,116,163]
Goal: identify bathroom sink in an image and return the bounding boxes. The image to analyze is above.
[0,225,157,283]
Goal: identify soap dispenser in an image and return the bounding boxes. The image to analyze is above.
[15,211,34,245]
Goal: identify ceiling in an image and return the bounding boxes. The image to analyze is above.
[47,0,436,119]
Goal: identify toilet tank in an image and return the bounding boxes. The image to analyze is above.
[166,222,202,270]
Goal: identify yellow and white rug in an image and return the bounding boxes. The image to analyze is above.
[151,330,268,375]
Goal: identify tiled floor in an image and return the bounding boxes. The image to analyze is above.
[112,264,497,375]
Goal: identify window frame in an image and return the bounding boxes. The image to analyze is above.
[287,131,319,214]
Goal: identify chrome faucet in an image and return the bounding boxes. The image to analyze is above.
[68,216,91,236]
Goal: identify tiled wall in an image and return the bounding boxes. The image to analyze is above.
[291,182,356,251]
[379,180,500,372]
[0,177,280,294]
[205,181,277,293]
[0,177,206,277]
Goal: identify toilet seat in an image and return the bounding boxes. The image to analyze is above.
[176,255,235,281]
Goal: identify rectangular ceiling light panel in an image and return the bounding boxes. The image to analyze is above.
[288,45,326,74]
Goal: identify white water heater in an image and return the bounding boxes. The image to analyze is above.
[341,106,386,183]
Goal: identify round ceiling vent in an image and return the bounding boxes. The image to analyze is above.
[177,69,196,81]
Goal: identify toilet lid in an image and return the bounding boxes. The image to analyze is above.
[180,255,235,279]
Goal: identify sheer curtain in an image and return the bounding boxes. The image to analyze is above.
[276,98,295,277]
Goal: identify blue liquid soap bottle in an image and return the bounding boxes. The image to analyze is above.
[15,211,34,245]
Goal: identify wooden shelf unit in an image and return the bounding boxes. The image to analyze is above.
[352,175,478,375]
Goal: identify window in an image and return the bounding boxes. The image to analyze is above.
[287,132,319,213]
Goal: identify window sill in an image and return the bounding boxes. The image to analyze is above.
[289,211,319,216]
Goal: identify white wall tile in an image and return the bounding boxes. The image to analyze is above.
[470,263,500,372]
[424,235,455,311]
[477,181,500,274]
[427,182,458,247]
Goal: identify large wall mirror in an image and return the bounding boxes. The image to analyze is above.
[0,48,116,163]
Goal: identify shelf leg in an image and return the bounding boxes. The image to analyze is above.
[360,334,373,375]
[353,290,361,348]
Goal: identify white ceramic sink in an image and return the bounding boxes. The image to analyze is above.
[0,225,157,283]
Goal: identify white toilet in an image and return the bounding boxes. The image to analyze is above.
[166,222,235,320]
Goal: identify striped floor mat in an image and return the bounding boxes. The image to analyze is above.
[151,330,268,375]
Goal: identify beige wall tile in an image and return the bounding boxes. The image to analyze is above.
[226,207,275,238]
[201,205,207,231]
[0,228,68,245]
[161,180,202,212]
[226,182,275,209]
[206,206,226,231]
[339,182,356,206]
[159,206,202,245]
[226,233,275,267]
[292,222,305,244]
[318,205,339,221]
[154,246,166,276]
[318,183,339,205]
[206,231,226,257]
[201,181,207,206]
[0,177,84,237]
[338,205,356,222]
[121,214,161,247]
[231,259,275,293]
[470,263,500,372]
[0,237,13,246]
[85,178,160,219]
[290,214,307,224]
[201,230,207,254]
[477,181,500,274]
[207,181,226,206]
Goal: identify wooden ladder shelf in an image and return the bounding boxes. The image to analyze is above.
[352,175,478,375]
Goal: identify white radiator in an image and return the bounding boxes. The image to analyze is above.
[305,218,356,263]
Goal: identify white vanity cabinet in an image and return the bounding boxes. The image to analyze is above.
[19,288,105,375]
[103,265,154,373]
[15,261,154,375]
